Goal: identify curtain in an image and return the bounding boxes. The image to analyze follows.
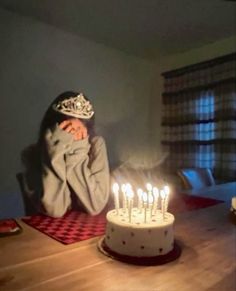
[161,53,236,182]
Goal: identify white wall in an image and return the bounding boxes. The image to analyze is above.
[0,6,235,217]
[0,7,157,200]
[150,36,236,150]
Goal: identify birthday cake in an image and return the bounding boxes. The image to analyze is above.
[98,183,181,265]
[104,208,175,257]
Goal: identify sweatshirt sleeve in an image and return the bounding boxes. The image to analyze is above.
[65,135,110,215]
[41,125,74,217]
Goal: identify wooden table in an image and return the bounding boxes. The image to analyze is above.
[0,201,235,290]
[184,181,236,201]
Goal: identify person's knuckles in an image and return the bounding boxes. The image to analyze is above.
[59,121,67,129]
[66,125,73,133]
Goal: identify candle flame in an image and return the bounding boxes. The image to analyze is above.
[160,190,166,199]
[153,187,159,198]
[137,188,143,198]
[126,187,134,199]
[146,183,152,191]
[112,183,119,194]
[121,184,127,193]
[164,185,170,195]
[149,194,154,204]
[142,192,148,203]
[126,183,132,191]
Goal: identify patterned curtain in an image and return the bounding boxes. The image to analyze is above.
[161,53,236,182]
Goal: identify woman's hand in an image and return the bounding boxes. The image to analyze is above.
[59,118,88,141]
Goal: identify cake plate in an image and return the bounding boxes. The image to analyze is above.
[97,236,182,266]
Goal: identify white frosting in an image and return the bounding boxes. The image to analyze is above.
[105,208,175,257]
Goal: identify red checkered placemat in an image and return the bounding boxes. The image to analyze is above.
[21,194,223,245]
[22,211,107,244]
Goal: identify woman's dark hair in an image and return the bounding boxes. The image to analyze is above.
[38,91,95,146]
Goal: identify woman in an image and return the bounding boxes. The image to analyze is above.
[21,91,110,217]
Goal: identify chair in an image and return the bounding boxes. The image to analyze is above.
[177,168,215,190]
[16,173,38,216]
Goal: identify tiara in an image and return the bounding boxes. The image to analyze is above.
[52,93,94,119]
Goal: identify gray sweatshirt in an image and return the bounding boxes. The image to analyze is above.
[23,124,110,217]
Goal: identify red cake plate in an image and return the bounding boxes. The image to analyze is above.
[97,236,182,266]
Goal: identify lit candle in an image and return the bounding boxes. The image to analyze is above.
[121,184,127,212]
[164,185,170,195]
[126,183,132,192]
[137,188,143,212]
[142,192,148,223]
[112,183,120,214]
[148,194,154,218]
[146,183,152,192]
[146,183,152,209]
[160,189,166,219]
[152,187,159,215]
[126,186,134,223]
[164,185,170,214]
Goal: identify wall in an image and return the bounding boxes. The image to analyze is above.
[0,8,158,217]
[150,36,236,151]
[1,6,235,218]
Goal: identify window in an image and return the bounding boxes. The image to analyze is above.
[161,53,236,181]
